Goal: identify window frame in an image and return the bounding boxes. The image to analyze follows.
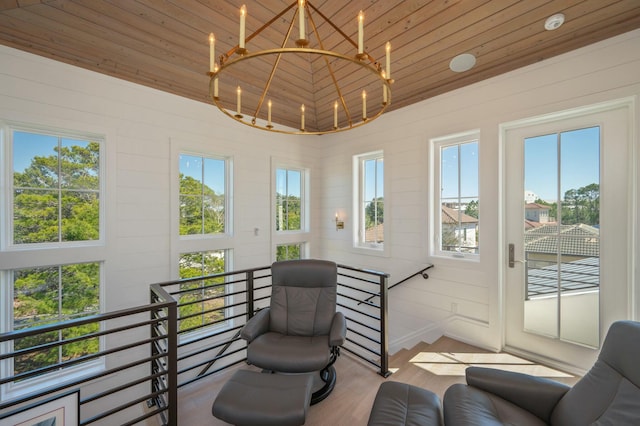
[430,130,480,261]
[271,158,310,261]
[0,121,107,402]
[353,150,387,253]
[178,152,232,239]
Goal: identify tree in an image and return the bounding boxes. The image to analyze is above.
[365,197,384,229]
[179,174,225,235]
[13,142,100,244]
[275,193,301,231]
[464,200,479,219]
[11,140,101,374]
[558,183,599,225]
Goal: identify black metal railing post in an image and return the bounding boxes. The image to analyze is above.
[166,297,178,426]
[379,273,390,377]
[247,270,255,319]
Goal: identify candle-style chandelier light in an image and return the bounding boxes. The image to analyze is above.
[207,1,393,135]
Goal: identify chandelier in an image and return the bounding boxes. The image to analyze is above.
[207,1,393,135]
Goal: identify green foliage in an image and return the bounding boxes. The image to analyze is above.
[178,252,226,332]
[276,244,301,261]
[365,197,384,229]
[10,134,101,375]
[13,141,100,244]
[275,193,301,231]
[545,183,599,226]
[464,200,479,219]
[179,174,225,235]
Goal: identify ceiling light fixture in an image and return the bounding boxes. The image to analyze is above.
[207,1,393,135]
[544,13,565,31]
[449,53,476,73]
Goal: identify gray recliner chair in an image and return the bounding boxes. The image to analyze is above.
[443,320,640,425]
[240,259,347,404]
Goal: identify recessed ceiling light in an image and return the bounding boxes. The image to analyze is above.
[449,53,476,73]
[544,13,565,31]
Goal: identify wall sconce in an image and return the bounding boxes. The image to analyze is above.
[335,212,344,230]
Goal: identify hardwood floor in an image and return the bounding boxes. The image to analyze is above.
[177,337,579,425]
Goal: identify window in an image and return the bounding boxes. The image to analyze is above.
[1,124,105,398]
[276,243,303,261]
[11,263,101,375]
[354,151,384,249]
[432,132,479,257]
[178,250,227,333]
[272,162,309,261]
[275,168,303,231]
[11,131,101,245]
[179,154,227,236]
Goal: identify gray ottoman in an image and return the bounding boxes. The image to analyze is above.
[212,369,314,426]
[367,381,443,426]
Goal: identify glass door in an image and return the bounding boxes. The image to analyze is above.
[503,101,632,371]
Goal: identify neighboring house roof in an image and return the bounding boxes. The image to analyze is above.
[524,219,550,230]
[525,223,599,257]
[525,203,551,210]
[441,206,478,225]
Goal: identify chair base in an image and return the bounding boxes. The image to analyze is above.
[311,365,336,405]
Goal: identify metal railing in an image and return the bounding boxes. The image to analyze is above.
[0,300,176,426]
[1,262,389,425]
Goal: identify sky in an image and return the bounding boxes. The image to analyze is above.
[524,126,600,202]
[179,154,226,195]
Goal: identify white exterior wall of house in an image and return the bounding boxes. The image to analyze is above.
[0,29,639,363]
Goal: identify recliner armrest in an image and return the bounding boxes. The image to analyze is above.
[466,366,570,423]
[240,308,270,343]
[329,312,346,347]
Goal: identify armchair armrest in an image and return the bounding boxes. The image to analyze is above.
[466,366,570,423]
[329,312,346,347]
[240,308,270,343]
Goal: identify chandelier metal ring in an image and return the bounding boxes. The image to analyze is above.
[209,48,392,135]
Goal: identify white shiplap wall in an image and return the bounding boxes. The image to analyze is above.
[316,29,640,354]
[0,29,639,361]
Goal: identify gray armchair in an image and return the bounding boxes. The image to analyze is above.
[241,259,347,404]
[443,320,640,425]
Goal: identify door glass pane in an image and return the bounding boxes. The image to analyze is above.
[523,127,600,347]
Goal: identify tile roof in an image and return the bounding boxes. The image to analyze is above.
[525,223,599,257]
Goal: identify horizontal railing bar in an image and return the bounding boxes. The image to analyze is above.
[337,263,389,278]
[82,389,166,425]
[81,371,165,404]
[341,346,381,368]
[177,358,246,389]
[120,407,165,426]
[177,298,249,322]
[344,315,381,333]
[346,326,380,344]
[338,291,380,308]
[154,266,272,288]
[0,303,172,343]
[3,317,167,361]
[178,347,246,376]
[337,302,380,321]
[177,312,247,336]
[178,335,244,363]
[337,282,380,297]
[177,325,243,349]
[345,337,381,356]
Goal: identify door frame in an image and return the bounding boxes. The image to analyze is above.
[498,97,636,374]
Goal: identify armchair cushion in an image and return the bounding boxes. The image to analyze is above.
[465,367,569,422]
[444,383,547,426]
[246,332,330,373]
[329,312,347,347]
[240,308,270,343]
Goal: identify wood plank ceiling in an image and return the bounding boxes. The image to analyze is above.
[1,1,640,133]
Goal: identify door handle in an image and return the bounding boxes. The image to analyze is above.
[508,243,526,268]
